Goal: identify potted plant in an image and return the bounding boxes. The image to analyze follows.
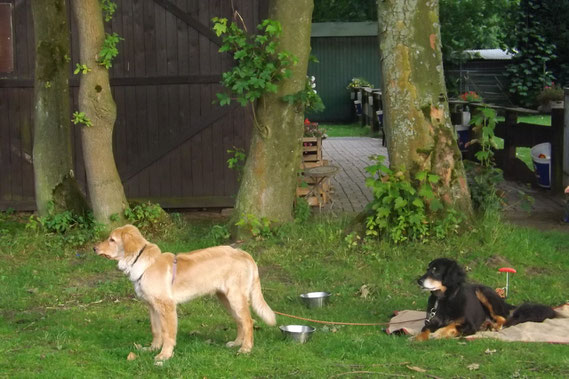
[536,83,563,113]
[459,91,483,103]
[347,77,373,100]
[456,91,483,126]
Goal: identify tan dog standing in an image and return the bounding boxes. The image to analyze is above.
[94,224,276,361]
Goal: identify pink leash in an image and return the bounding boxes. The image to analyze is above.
[172,256,177,285]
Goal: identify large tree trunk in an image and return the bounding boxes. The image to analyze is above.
[72,0,127,226]
[377,0,472,213]
[31,0,88,216]
[232,0,314,232]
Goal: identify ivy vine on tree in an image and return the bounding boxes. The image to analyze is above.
[212,17,296,107]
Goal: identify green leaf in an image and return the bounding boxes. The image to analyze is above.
[394,197,408,210]
[212,18,227,37]
[429,199,444,212]
[427,174,440,184]
[415,171,427,181]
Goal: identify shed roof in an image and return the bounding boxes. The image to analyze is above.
[463,49,513,60]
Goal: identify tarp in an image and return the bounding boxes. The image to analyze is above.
[386,305,569,344]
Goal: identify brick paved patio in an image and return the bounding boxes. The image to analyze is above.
[321,137,387,213]
[319,137,567,226]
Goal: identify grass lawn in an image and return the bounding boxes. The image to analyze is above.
[319,123,375,137]
[494,115,551,172]
[2,212,569,377]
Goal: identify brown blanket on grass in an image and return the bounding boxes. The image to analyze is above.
[386,304,569,344]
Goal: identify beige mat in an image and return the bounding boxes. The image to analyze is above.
[386,304,569,344]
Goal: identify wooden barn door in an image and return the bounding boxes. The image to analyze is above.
[0,0,264,211]
[92,0,264,208]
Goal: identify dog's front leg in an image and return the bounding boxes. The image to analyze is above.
[153,300,178,361]
[148,305,163,351]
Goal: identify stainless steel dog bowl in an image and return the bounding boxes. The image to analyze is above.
[279,325,315,343]
[300,291,331,308]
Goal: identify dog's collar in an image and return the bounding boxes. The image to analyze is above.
[172,255,177,285]
[131,244,147,267]
[425,299,439,324]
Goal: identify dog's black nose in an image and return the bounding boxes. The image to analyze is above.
[417,277,424,286]
[93,246,97,253]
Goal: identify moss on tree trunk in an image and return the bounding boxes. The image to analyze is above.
[31,0,88,216]
[73,0,127,226]
[377,0,472,214]
[232,0,314,236]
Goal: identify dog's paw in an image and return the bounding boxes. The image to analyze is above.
[237,346,252,354]
[154,351,173,361]
[413,330,431,341]
[226,340,242,348]
[135,343,161,352]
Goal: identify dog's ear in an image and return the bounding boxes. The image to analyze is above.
[121,229,140,255]
[443,261,466,287]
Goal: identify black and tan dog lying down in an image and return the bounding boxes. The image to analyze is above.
[415,258,559,341]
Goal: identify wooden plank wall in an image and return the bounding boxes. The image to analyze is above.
[1,0,264,210]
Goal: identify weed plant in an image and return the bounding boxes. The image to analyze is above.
[1,211,568,377]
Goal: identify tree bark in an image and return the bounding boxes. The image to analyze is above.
[377,0,472,213]
[31,0,88,216]
[232,0,314,232]
[72,0,127,225]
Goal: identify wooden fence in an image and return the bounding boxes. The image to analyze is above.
[0,0,266,211]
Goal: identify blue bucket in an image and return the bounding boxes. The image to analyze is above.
[353,100,362,116]
[531,143,551,188]
[376,110,383,126]
[455,124,470,152]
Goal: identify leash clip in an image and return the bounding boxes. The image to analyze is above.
[425,300,438,324]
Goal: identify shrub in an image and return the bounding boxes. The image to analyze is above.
[466,107,504,212]
[364,155,464,244]
[536,84,564,106]
[25,202,103,245]
[124,202,170,235]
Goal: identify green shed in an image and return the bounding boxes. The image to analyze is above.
[307,22,382,122]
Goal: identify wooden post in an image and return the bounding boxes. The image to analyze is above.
[562,88,569,187]
[551,102,564,192]
[503,110,518,173]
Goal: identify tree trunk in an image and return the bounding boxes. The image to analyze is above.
[232,0,314,232]
[72,0,127,226]
[31,0,88,216]
[377,0,472,213]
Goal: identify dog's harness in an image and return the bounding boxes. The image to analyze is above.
[132,244,147,266]
[132,245,147,283]
[171,255,177,285]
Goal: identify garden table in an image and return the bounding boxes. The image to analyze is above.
[303,165,339,211]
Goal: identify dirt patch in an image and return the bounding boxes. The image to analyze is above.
[504,210,569,232]
[485,255,512,269]
[499,180,568,232]
[258,263,293,285]
[525,266,551,276]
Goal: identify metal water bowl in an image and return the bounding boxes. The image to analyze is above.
[279,325,315,343]
[300,291,331,308]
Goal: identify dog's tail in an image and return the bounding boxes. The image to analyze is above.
[505,303,558,327]
[249,265,276,326]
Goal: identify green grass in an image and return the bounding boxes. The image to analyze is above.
[496,114,551,126]
[2,211,569,377]
[319,123,374,137]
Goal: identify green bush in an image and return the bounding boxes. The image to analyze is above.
[124,202,170,235]
[536,84,564,106]
[466,107,505,212]
[25,202,102,245]
[364,155,464,244]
